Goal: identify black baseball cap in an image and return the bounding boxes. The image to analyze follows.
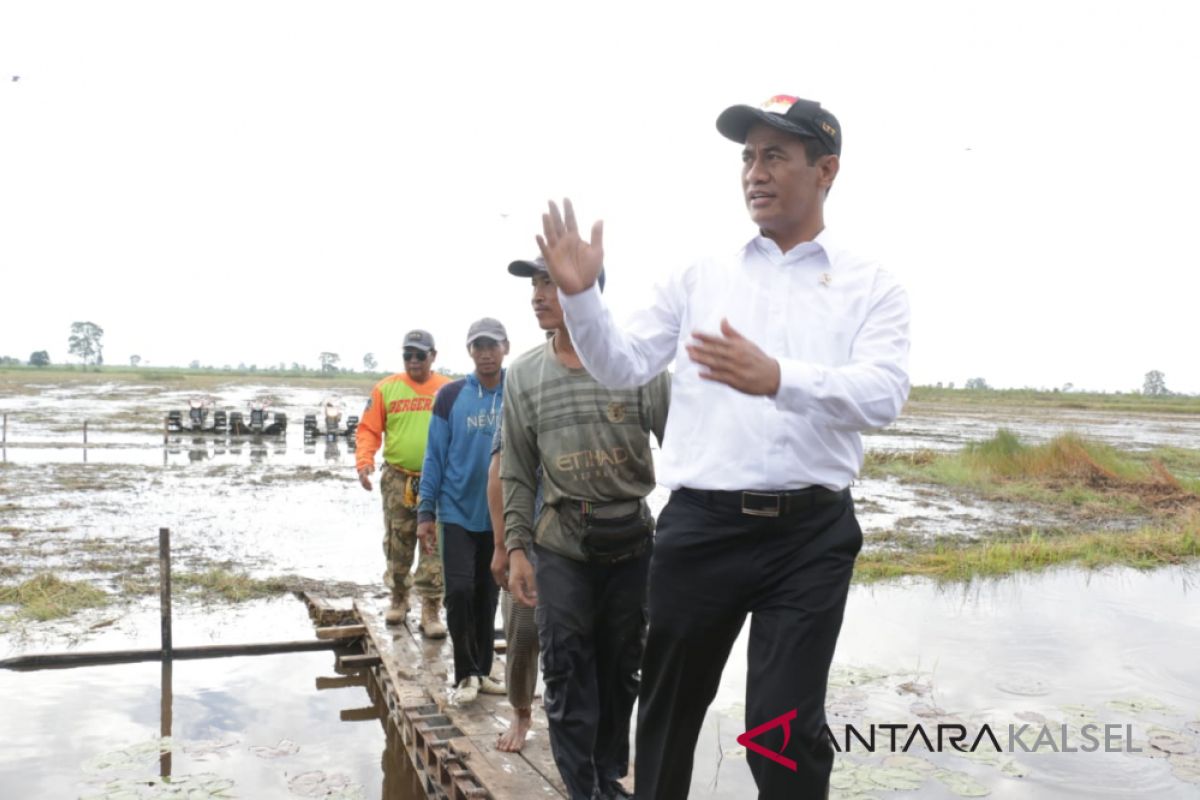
[507,256,606,292]
[402,329,435,352]
[716,95,841,156]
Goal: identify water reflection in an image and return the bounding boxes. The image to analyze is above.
[686,566,1200,799]
[0,650,412,799]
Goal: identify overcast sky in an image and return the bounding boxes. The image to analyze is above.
[2,1,1197,393]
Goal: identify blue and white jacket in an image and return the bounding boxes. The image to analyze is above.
[416,370,503,532]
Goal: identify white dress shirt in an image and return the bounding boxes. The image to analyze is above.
[558,230,911,491]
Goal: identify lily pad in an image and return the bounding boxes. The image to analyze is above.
[995,676,1050,697]
[81,773,235,799]
[1105,697,1175,716]
[1169,754,1200,783]
[248,738,300,758]
[1014,711,1046,724]
[1149,730,1196,755]
[864,765,926,791]
[1057,704,1097,721]
[882,754,937,772]
[829,665,891,688]
[934,768,991,796]
[287,770,364,799]
[896,681,932,697]
[910,702,948,719]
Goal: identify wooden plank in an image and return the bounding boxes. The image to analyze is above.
[354,598,567,800]
[339,706,379,722]
[316,624,367,640]
[315,674,367,690]
[457,735,564,799]
[0,639,342,671]
[338,653,383,669]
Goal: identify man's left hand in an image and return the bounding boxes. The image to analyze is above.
[416,521,438,557]
[686,318,781,396]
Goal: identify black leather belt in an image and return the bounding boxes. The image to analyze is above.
[679,486,849,518]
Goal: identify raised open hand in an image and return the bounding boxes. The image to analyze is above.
[536,198,604,296]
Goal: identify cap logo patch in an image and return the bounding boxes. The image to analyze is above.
[821,121,837,137]
[760,94,798,114]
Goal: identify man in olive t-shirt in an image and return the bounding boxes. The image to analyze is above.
[501,257,669,800]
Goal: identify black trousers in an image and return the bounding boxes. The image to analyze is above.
[635,490,861,800]
[534,543,651,800]
[442,523,500,686]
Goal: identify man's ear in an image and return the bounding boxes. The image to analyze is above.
[428,350,437,364]
[819,154,840,191]
[503,341,511,355]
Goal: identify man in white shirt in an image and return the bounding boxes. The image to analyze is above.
[535,96,910,799]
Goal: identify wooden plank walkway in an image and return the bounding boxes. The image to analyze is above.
[302,592,567,799]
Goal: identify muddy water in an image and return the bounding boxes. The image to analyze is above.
[5,383,1200,798]
[0,599,422,799]
[687,565,1200,798]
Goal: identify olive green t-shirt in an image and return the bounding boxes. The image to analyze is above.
[500,339,669,560]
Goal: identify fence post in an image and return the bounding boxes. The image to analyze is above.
[159,528,172,659]
[83,420,88,446]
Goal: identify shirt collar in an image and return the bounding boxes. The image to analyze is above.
[750,228,837,265]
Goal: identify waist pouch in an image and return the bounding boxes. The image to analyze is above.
[580,499,652,565]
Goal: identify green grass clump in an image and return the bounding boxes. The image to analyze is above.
[0,573,109,620]
[173,569,291,602]
[865,430,1196,514]
[855,513,1200,584]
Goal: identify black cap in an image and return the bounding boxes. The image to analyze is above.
[716,95,841,156]
[402,329,435,352]
[466,317,508,346]
[507,256,606,292]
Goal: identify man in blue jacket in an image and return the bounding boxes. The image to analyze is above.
[418,317,510,703]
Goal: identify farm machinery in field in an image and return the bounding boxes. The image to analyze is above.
[303,396,359,442]
[166,396,288,437]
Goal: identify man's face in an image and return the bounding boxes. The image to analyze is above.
[468,337,507,379]
[530,273,563,331]
[403,347,434,382]
[741,124,838,243]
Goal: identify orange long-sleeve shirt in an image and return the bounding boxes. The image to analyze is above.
[355,372,452,472]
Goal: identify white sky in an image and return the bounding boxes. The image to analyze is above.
[2,0,1198,393]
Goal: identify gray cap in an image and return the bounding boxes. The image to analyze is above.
[507,256,606,292]
[466,317,508,346]
[402,329,435,352]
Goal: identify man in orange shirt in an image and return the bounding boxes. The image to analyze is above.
[356,329,451,637]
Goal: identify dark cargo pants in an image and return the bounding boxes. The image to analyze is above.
[533,543,650,800]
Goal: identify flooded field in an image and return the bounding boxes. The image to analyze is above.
[3,378,1200,798]
[0,599,422,799]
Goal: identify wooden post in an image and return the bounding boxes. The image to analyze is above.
[159,528,172,659]
[160,659,173,778]
[83,420,88,446]
[2,413,7,446]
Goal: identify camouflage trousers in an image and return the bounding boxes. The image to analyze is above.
[380,464,443,600]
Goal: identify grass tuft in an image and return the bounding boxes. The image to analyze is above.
[173,569,291,602]
[0,573,109,620]
[855,512,1200,584]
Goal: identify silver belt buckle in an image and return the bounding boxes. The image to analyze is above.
[741,491,781,518]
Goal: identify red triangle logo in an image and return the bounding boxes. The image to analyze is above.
[737,709,798,771]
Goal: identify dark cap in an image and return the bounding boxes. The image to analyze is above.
[716,95,841,156]
[466,317,508,346]
[402,329,435,352]
[507,256,606,292]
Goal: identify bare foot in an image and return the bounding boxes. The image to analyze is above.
[496,707,532,752]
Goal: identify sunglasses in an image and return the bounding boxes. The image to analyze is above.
[402,350,429,362]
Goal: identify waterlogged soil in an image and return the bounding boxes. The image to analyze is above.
[5,380,1200,798]
[693,566,1200,799]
